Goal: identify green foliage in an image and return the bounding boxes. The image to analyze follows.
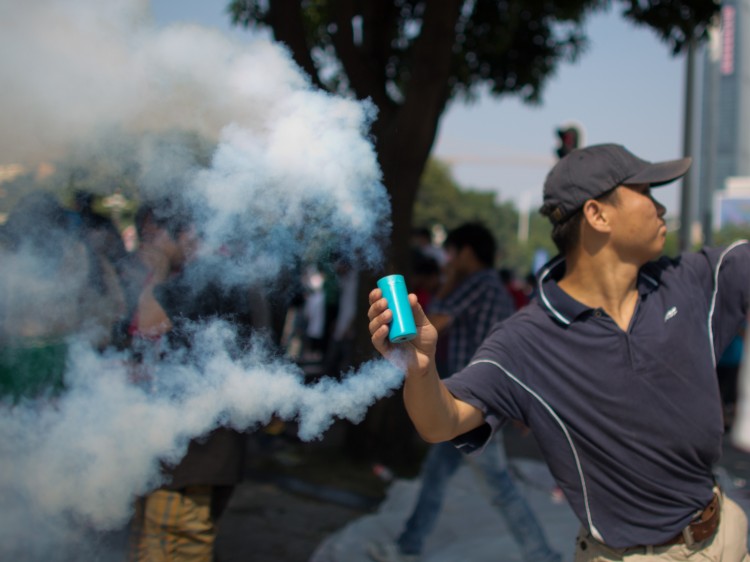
[618,0,720,55]
[414,158,554,274]
[230,1,717,105]
[714,224,750,246]
[230,0,596,104]
[663,230,681,257]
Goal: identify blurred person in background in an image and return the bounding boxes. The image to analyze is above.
[324,257,359,379]
[409,249,442,311]
[499,267,530,311]
[127,198,261,562]
[0,192,124,402]
[718,324,745,432]
[411,226,446,267]
[72,189,129,278]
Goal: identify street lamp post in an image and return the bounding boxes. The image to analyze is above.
[679,36,696,252]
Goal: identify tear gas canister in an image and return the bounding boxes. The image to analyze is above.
[377,274,417,343]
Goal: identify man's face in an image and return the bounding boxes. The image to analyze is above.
[443,245,456,264]
[604,183,667,263]
[443,244,471,276]
[176,226,199,264]
[151,227,181,265]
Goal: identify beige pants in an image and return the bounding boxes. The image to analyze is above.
[130,488,216,562]
[574,494,750,561]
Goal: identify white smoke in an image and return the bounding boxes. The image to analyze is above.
[2,0,390,278]
[0,328,402,546]
[1,0,301,164]
[0,0,402,559]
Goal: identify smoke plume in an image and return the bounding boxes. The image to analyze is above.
[0,0,401,558]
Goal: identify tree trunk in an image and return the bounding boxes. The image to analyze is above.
[344,87,451,472]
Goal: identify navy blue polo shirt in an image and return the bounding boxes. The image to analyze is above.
[444,241,750,548]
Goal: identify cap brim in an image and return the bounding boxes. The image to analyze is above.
[624,157,692,187]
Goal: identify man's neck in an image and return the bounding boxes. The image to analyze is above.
[558,250,641,331]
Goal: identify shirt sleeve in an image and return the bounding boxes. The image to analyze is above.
[681,241,750,359]
[712,241,750,358]
[442,322,529,454]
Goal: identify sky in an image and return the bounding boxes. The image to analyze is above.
[151,0,689,216]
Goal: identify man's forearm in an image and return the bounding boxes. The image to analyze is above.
[402,364,473,443]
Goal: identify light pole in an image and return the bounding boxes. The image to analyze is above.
[679,36,696,252]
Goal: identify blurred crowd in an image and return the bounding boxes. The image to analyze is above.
[0,189,273,561]
[0,190,542,401]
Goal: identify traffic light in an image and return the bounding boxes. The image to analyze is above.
[556,126,580,159]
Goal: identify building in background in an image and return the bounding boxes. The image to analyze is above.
[698,0,750,239]
[715,177,750,229]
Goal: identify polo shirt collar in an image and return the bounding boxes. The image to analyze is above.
[537,255,661,325]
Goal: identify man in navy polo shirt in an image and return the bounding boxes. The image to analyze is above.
[367,143,750,560]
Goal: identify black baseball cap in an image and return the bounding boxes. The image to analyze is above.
[541,143,692,225]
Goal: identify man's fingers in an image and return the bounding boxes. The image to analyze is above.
[367,292,388,321]
[408,293,428,325]
[370,323,391,352]
[368,306,392,334]
[368,288,383,306]
[368,287,393,354]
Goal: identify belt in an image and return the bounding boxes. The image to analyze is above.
[657,491,721,547]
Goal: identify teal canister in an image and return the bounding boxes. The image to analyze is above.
[377,274,417,343]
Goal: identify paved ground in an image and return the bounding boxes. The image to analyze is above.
[215,420,394,562]
[214,421,750,562]
[216,479,365,562]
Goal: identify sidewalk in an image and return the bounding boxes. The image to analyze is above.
[311,458,576,562]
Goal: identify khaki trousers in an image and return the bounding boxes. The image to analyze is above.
[130,488,216,562]
[574,494,750,561]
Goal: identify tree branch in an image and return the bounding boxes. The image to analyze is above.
[329,0,391,108]
[396,0,463,148]
[267,0,326,90]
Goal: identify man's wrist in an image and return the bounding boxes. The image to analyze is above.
[406,359,438,381]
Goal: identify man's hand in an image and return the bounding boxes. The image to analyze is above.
[367,288,438,378]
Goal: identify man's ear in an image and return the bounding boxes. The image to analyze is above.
[581,199,612,234]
